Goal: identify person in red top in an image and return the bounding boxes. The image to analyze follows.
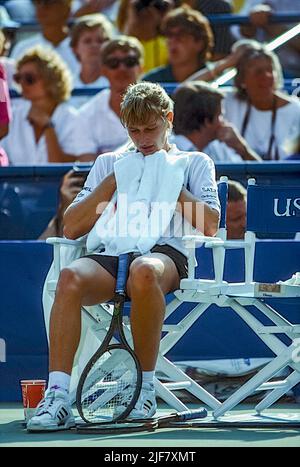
[0,62,11,166]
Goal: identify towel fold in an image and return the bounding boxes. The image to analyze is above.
[86,149,189,255]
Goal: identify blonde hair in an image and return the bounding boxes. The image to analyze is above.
[70,13,113,49]
[17,46,72,104]
[120,81,173,128]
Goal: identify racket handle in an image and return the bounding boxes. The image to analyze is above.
[116,253,130,294]
[178,408,208,421]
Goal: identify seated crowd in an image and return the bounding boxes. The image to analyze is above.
[0,0,299,167]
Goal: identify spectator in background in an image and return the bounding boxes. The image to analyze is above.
[226,180,247,239]
[172,81,261,161]
[184,38,259,83]
[2,46,78,165]
[117,0,176,73]
[10,0,79,75]
[231,0,300,77]
[185,0,235,59]
[142,5,214,83]
[0,62,11,166]
[224,44,300,160]
[74,36,143,160]
[0,28,15,88]
[39,168,89,238]
[70,13,113,88]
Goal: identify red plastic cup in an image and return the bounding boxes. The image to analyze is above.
[20,380,46,422]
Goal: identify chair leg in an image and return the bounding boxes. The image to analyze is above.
[255,370,300,413]
[213,349,292,419]
[154,379,189,412]
[160,302,210,355]
[156,353,221,410]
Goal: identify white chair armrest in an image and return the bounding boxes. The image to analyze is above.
[205,240,251,249]
[46,237,86,247]
[182,235,223,248]
[46,237,86,278]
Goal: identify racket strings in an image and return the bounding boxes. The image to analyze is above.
[80,348,138,422]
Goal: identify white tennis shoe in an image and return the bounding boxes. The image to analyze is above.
[27,389,75,432]
[115,382,157,419]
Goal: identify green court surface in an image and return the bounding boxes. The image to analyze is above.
[1,403,300,447]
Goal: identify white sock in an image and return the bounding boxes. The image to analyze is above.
[142,371,155,386]
[48,371,71,393]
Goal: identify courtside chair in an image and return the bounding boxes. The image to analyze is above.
[182,179,300,419]
[44,176,229,413]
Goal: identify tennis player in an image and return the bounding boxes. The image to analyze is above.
[27,82,220,432]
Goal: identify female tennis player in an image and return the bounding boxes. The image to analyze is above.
[27,82,220,432]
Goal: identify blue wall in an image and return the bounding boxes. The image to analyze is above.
[0,240,299,402]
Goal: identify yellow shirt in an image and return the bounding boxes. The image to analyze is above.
[232,0,246,12]
[141,36,169,73]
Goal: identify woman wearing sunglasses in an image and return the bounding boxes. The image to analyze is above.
[74,36,144,160]
[2,46,78,165]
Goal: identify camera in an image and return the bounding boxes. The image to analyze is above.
[134,0,170,13]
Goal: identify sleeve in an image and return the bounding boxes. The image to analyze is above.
[0,64,11,125]
[187,153,221,213]
[71,153,116,205]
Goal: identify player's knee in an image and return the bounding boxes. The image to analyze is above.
[56,267,84,296]
[129,261,158,292]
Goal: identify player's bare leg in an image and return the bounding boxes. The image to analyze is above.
[28,258,116,432]
[127,254,179,371]
[49,258,116,374]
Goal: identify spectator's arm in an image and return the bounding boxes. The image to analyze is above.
[184,45,245,83]
[44,125,77,162]
[216,122,262,161]
[27,106,77,162]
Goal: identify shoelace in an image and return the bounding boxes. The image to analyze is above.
[35,392,56,416]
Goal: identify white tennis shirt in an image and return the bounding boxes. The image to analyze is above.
[72,144,221,256]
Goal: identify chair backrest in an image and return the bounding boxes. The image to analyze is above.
[217,176,228,230]
[246,179,300,236]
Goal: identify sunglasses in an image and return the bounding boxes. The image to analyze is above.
[103,56,140,69]
[13,72,41,86]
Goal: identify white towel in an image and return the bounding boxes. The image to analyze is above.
[87,150,189,255]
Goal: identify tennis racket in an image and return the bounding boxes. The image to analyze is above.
[76,253,142,424]
[76,407,208,435]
